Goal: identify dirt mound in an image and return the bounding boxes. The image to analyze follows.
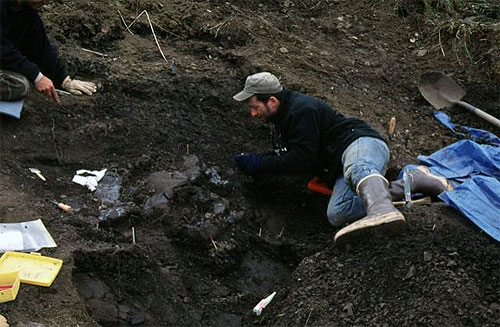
[1,0,498,326]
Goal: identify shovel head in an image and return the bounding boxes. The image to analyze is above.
[418,72,466,109]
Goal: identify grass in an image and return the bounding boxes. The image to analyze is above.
[423,0,464,14]
[421,0,500,74]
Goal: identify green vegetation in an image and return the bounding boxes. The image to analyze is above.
[422,0,500,74]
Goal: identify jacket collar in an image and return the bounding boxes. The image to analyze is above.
[270,88,291,124]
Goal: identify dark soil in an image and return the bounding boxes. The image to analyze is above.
[1,0,499,326]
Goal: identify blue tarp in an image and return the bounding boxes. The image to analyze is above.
[412,113,500,242]
[0,99,24,119]
[433,111,500,146]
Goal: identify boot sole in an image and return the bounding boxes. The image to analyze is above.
[415,166,453,192]
[334,212,406,245]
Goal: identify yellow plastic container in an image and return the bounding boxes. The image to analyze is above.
[0,252,63,287]
[0,271,20,303]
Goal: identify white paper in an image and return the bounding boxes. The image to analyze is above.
[72,169,107,191]
[0,219,57,252]
[0,230,24,251]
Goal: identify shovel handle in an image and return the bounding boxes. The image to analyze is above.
[457,101,500,129]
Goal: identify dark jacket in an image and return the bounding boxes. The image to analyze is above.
[0,0,67,87]
[259,88,385,186]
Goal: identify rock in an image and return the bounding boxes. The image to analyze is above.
[147,171,188,194]
[279,47,289,53]
[95,171,122,205]
[416,49,427,57]
[423,251,432,262]
[183,155,200,180]
[403,265,416,280]
[129,315,145,325]
[87,299,119,325]
[343,302,354,316]
[144,193,170,213]
[213,201,226,214]
[98,204,131,222]
[74,273,110,300]
[204,167,228,186]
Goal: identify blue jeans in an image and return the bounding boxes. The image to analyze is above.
[327,137,390,227]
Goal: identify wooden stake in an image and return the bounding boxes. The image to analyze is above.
[388,117,396,139]
[57,202,72,212]
[393,196,431,207]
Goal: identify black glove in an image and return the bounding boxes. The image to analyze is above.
[233,153,263,175]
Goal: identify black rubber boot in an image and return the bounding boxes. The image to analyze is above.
[389,166,454,201]
[334,175,406,244]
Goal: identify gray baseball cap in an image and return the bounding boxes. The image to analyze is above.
[233,72,283,102]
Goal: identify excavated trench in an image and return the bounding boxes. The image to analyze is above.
[62,70,332,326]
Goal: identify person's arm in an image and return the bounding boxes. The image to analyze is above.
[260,108,321,174]
[33,11,96,97]
[30,12,67,88]
[0,30,40,83]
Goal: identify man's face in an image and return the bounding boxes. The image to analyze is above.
[247,95,278,123]
[19,0,49,9]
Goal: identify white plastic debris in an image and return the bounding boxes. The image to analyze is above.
[29,168,46,181]
[252,291,276,316]
[0,219,57,252]
[72,169,107,191]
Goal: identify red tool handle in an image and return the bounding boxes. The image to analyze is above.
[0,284,13,290]
[307,177,333,196]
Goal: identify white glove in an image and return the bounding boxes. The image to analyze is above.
[61,76,97,95]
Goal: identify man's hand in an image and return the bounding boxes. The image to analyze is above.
[34,75,60,104]
[62,76,97,95]
[233,153,263,175]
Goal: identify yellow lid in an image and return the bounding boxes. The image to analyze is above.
[0,252,63,287]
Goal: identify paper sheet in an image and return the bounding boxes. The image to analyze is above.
[0,219,57,252]
[72,169,107,191]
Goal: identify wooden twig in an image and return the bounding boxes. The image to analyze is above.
[124,9,147,30]
[209,17,232,38]
[304,308,313,327]
[210,237,218,250]
[117,9,134,35]
[310,0,323,10]
[121,10,169,64]
[81,47,108,57]
[438,27,446,57]
[151,20,183,39]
